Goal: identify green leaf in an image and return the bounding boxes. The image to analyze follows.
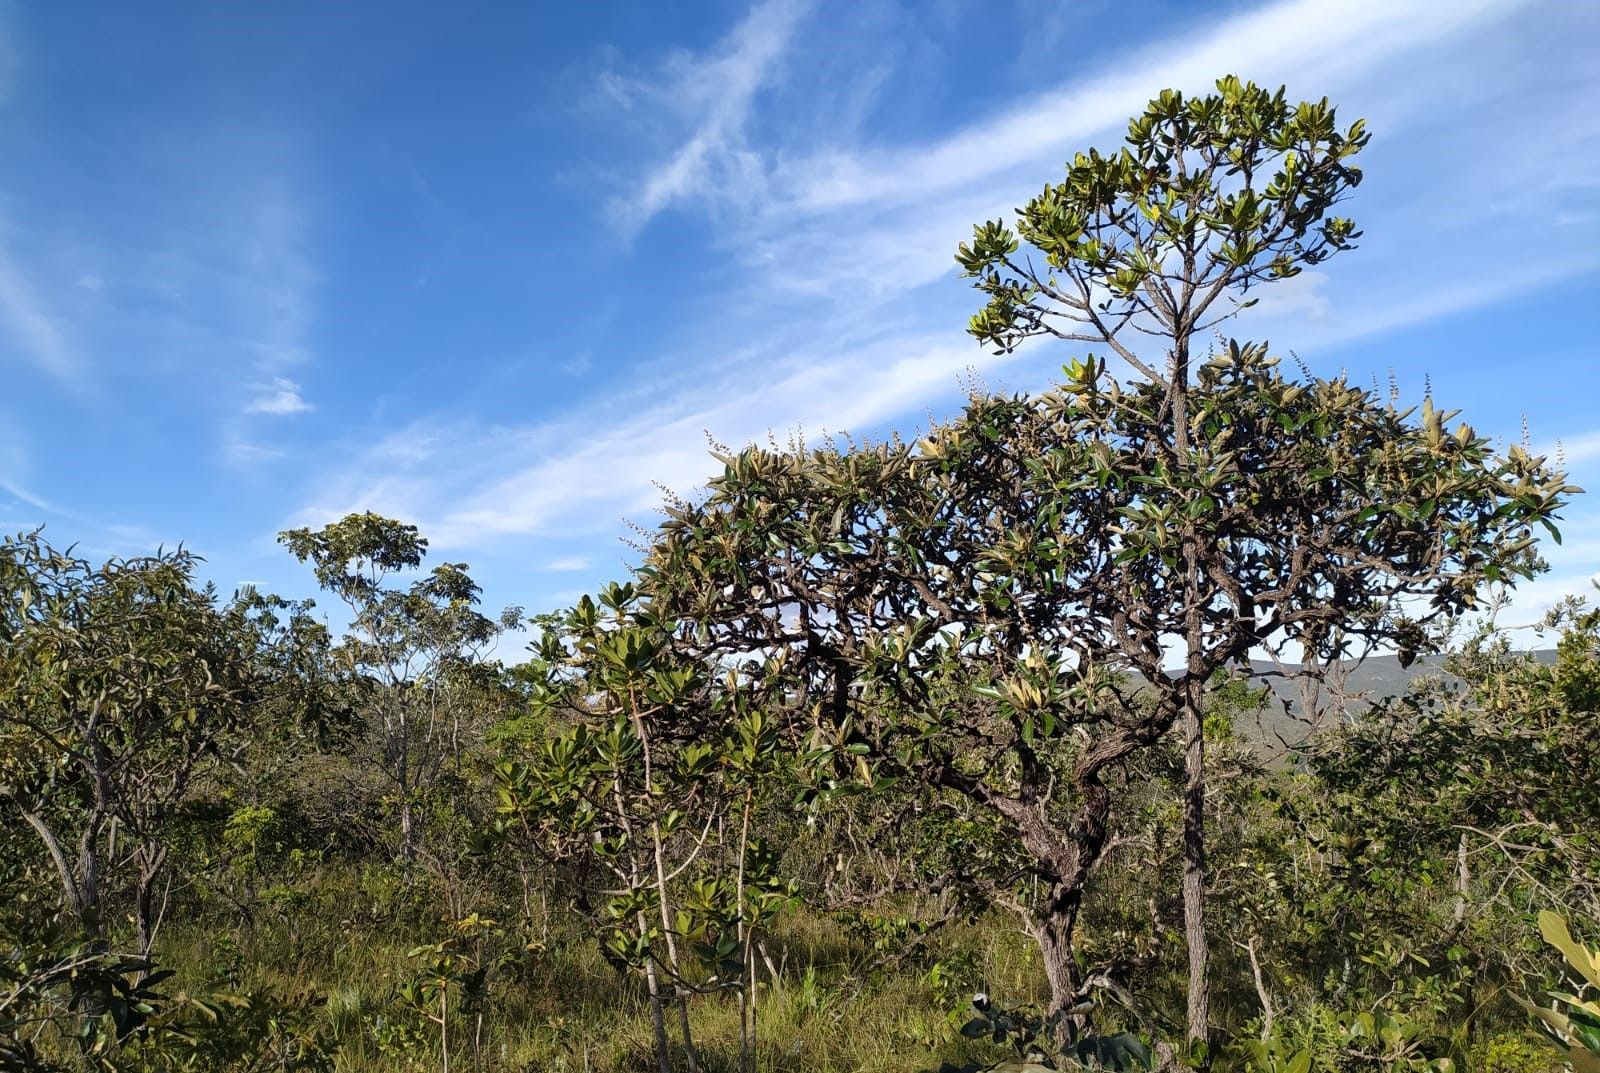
[1541,911,1600,990]
[959,1016,992,1039]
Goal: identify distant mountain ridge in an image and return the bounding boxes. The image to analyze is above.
[1227,649,1558,754]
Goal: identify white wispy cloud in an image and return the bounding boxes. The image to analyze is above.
[587,0,1577,334]
[546,555,592,572]
[752,0,1557,310]
[606,0,809,233]
[221,438,289,466]
[0,234,86,386]
[295,0,1597,613]
[118,127,321,456]
[130,129,318,379]
[2,116,318,441]
[293,329,1029,549]
[4,16,316,409]
[0,414,37,510]
[246,377,313,415]
[0,435,76,532]
[770,0,1520,219]
[0,418,158,549]
[226,167,317,374]
[594,0,1531,262]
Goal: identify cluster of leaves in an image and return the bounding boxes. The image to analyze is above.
[0,916,168,1073]
[639,338,1571,1033]
[1235,1008,1456,1073]
[949,993,1152,1072]
[959,76,1367,358]
[1520,912,1600,1072]
[279,512,519,866]
[0,532,335,954]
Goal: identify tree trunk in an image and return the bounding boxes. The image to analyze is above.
[135,843,168,961]
[393,697,418,865]
[15,805,96,933]
[399,797,416,863]
[78,829,102,936]
[1172,345,1211,1059]
[1244,935,1274,1040]
[642,953,672,1073]
[675,995,701,1073]
[736,790,755,1073]
[1035,885,1083,1042]
[136,873,157,959]
[1181,695,1210,1055]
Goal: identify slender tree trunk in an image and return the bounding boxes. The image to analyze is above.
[1180,691,1210,1053]
[675,998,700,1073]
[642,948,672,1073]
[735,789,755,1073]
[13,802,112,1022]
[399,798,416,863]
[1454,833,1476,1041]
[635,691,703,1073]
[1041,933,1078,1025]
[1172,341,1212,1058]
[78,829,102,936]
[1244,935,1274,1040]
[136,871,157,958]
[398,714,417,864]
[440,986,451,1073]
[996,761,1118,1045]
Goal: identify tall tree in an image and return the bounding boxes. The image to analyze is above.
[953,74,1576,1050]
[958,76,1371,1050]
[280,513,514,866]
[640,79,1575,1047]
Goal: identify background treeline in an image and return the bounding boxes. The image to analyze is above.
[4,78,1600,1073]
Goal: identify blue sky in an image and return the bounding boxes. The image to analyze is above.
[1,0,1597,648]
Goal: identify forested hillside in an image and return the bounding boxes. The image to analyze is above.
[4,79,1598,1073]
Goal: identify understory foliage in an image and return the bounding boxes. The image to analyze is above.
[1,78,1595,1073]
[495,582,798,1073]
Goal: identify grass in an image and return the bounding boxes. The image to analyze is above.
[148,870,1045,1073]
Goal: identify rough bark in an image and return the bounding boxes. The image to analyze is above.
[1181,696,1211,1051]
[135,843,168,960]
[1036,889,1083,1033]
